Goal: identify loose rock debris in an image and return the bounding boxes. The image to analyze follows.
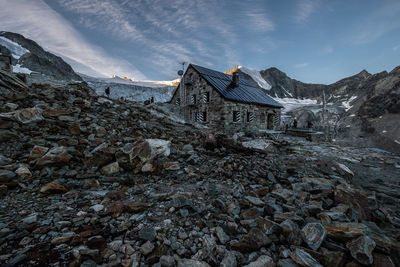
[0,71,400,266]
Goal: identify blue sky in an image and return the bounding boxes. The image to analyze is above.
[0,0,399,83]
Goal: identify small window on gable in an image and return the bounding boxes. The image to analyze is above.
[233,111,241,122]
[176,98,181,106]
[203,92,210,103]
[191,94,196,104]
[247,111,254,122]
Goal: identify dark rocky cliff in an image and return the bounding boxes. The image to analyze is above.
[0,31,81,81]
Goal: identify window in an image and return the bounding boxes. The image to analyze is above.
[175,98,181,106]
[203,92,210,103]
[199,111,207,122]
[192,111,199,122]
[191,94,196,104]
[233,111,241,122]
[247,111,254,122]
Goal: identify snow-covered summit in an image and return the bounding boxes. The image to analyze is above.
[237,65,272,90]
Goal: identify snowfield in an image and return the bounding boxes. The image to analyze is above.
[13,64,32,74]
[0,36,29,59]
[342,95,357,111]
[238,65,272,90]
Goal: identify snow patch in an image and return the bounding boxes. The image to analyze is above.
[395,140,400,145]
[382,130,387,133]
[238,65,271,90]
[342,95,357,111]
[0,36,29,59]
[13,64,32,74]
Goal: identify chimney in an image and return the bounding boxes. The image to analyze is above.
[231,71,239,87]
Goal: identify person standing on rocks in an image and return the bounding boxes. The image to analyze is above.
[307,120,313,130]
[293,119,298,128]
[105,87,110,97]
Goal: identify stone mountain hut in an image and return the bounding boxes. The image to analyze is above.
[170,64,283,132]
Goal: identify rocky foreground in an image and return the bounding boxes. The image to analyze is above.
[0,70,400,267]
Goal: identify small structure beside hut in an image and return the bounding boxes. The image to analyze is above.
[0,53,12,73]
[170,64,283,132]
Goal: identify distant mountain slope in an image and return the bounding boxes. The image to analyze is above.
[0,31,81,81]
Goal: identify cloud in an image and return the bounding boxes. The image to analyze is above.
[294,62,309,68]
[294,0,317,24]
[54,0,242,77]
[394,45,400,51]
[0,0,146,79]
[350,1,400,44]
[244,9,275,32]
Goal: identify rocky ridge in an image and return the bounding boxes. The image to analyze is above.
[0,31,82,81]
[0,69,400,266]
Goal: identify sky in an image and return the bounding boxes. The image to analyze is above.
[0,0,399,83]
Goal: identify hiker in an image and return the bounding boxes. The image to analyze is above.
[105,87,110,97]
[293,119,297,128]
[307,120,313,130]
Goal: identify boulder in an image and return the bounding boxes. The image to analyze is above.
[29,145,49,159]
[346,235,376,265]
[100,161,119,175]
[129,139,171,164]
[243,255,275,267]
[290,248,323,267]
[177,259,210,267]
[14,107,44,124]
[0,169,16,182]
[36,146,71,166]
[15,165,32,178]
[40,182,68,194]
[301,223,327,251]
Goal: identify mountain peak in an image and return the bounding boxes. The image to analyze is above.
[358,69,371,78]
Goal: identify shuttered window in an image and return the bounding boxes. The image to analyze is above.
[193,111,199,122]
[203,92,210,103]
[191,94,196,104]
[233,111,241,122]
[199,111,207,122]
[247,111,254,122]
[175,98,180,106]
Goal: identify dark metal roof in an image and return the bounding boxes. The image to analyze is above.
[190,64,283,108]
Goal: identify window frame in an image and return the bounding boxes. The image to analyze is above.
[232,110,241,123]
[246,111,254,123]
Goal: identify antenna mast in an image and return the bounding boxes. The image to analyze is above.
[178,62,187,120]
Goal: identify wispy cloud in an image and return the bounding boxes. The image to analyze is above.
[294,62,309,68]
[350,1,400,45]
[55,0,242,77]
[0,0,146,78]
[294,0,317,24]
[394,45,400,51]
[244,9,275,32]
